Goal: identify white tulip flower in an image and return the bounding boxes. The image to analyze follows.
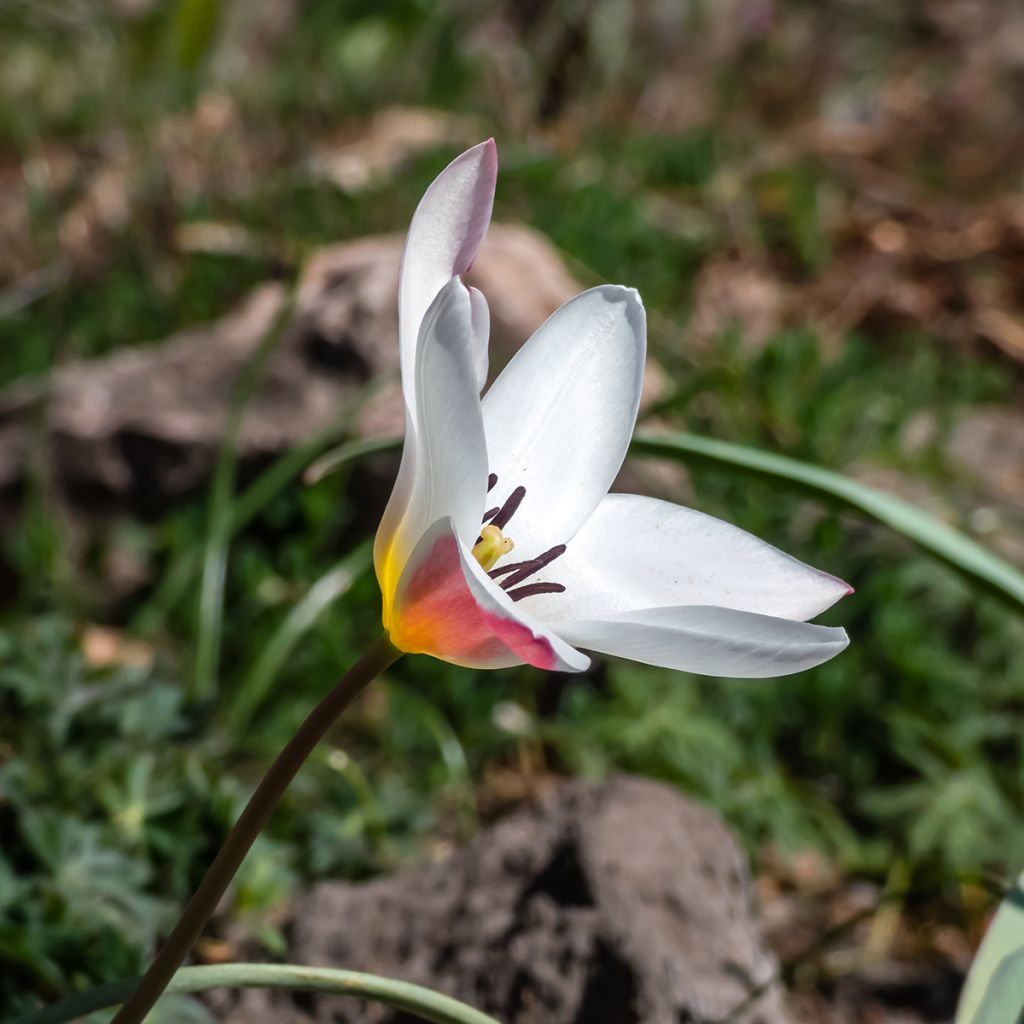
[375,140,850,676]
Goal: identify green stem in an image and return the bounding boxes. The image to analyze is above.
[13,963,500,1024]
[109,636,401,1024]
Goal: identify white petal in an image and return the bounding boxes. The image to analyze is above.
[517,493,851,622]
[375,280,489,611]
[468,284,490,392]
[378,142,496,604]
[482,285,646,557]
[552,606,849,678]
[399,140,497,409]
[390,517,591,672]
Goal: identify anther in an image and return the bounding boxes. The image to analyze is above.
[491,486,526,530]
[472,524,514,571]
[496,544,566,589]
[507,582,566,602]
[487,473,498,492]
[482,506,500,523]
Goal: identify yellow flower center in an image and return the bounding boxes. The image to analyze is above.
[472,524,514,571]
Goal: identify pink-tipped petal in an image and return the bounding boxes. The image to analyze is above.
[515,493,852,623]
[552,606,849,678]
[399,140,497,407]
[390,517,590,672]
[375,279,489,621]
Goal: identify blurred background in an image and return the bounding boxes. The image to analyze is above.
[2,0,1024,1020]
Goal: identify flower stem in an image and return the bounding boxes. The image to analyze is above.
[111,635,401,1024]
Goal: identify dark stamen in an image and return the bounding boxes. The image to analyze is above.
[507,582,566,602]
[481,506,500,523]
[490,485,526,530]
[497,544,567,589]
[487,473,498,492]
[489,561,525,579]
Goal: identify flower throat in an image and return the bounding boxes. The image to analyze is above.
[471,475,567,602]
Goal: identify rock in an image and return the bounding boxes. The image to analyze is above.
[310,108,480,193]
[947,406,1024,506]
[0,223,673,517]
[689,257,787,355]
[212,777,789,1024]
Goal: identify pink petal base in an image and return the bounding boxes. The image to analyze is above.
[391,531,557,670]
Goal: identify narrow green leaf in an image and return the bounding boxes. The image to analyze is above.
[135,381,383,635]
[12,962,502,1024]
[226,542,374,731]
[389,684,478,837]
[192,292,295,702]
[303,435,403,485]
[169,0,224,71]
[631,432,1024,614]
[957,872,1024,1024]
[309,430,1024,614]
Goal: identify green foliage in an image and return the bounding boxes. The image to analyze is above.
[3,0,1024,1017]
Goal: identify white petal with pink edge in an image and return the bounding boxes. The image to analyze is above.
[516,493,852,622]
[399,140,497,408]
[390,517,591,672]
[551,605,849,678]
[376,279,489,615]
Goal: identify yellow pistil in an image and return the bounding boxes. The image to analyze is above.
[472,524,514,571]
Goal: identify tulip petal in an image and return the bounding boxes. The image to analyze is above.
[376,279,489,620]
[377,142,496,608]
[516,493,852,622]
[482,285,646,558]
[552,606,849,678]
[400,140,497,408]
[390,517,591,672]
[467,284,490,392]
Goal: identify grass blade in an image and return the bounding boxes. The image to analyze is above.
[303,435,404,486]
[309,430,1024,613]
[192,291,295,702]
[389,684,478,837]
[12,962,502,1024]
[137,383,384,635]
[226,541,374,731]
[631,432,1024,614]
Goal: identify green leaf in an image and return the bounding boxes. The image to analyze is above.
[169,0,224,71]
[308,431,1024,615]
[225,541,374,731]
[13,963,502,1024]
[957,872,1024,1024]
[630,432,1024,614]
[193,291,295,701]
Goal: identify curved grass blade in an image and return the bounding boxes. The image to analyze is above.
[192,290,296,701]
[303,435,404,485]
[136,382,385,635]
[631,432,1024,614]
[295,427,1024,614]
[12,962,501,1024]
[226,541,374,731]
[389,684,478,837]
[226,540,374,733]
[957,872,1024,1024]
